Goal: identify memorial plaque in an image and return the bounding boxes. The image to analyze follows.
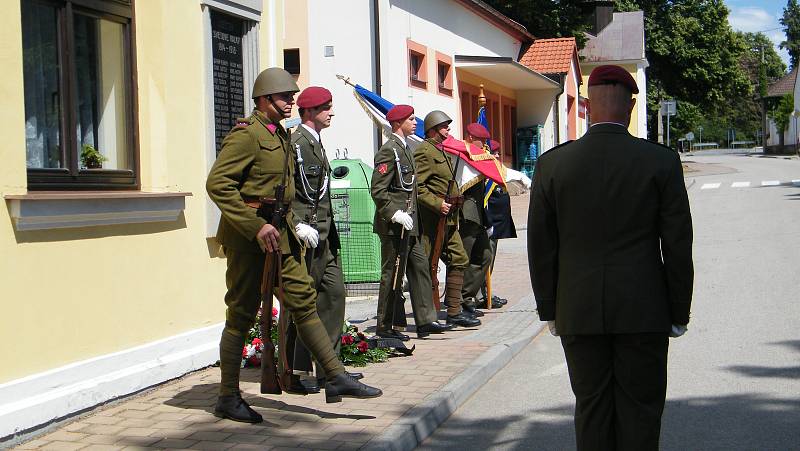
[211,11,245,155]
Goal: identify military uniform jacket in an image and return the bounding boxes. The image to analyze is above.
[371,134,419,236]
[290,125,340,251]
[528,123,694,335]
[414,139,461,226]
[206,110,298,254]
[487,184,517,239]
[461,178,489,228]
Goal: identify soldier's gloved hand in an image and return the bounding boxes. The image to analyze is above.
[669,324,687,338]
[547,320,559,337]
[391,210,414,231]
[295,223,319,248]
[256,223,281,253]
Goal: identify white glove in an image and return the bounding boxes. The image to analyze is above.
[295,223,319,248]
[391,210,414,231]
[547,320,559,337]
[486,226,494,237]
[669,324,687,338]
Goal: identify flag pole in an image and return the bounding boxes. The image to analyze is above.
[478,84,492,311]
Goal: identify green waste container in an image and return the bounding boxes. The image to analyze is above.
[329,158,381,284]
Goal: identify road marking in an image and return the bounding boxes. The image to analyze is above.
[701,183,721,190]
[731,182,750,188]
[761,180,780,186]
[792,179,800,186]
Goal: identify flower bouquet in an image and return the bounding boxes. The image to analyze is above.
[241,307,279,368]
[339,322,390,367]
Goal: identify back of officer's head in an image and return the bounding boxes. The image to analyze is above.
[587,83,636,126]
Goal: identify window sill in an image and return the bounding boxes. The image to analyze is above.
[4,191,192,231]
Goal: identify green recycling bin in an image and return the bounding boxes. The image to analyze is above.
[329,158,381,283]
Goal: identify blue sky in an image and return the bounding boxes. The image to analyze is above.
[727,0,791,68]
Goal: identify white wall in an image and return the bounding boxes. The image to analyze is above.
[636,63,648,138]
[303,0,523,165]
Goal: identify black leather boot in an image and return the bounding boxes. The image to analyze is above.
[325,373,383,403]
[416,321,455,338]
[285,375,320,395]
[214,392,263,423]
[447,313,481,327]
[462,302,484,317]
[376,329,410,341]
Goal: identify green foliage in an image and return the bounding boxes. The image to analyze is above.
[79,144,106,168]
[483,0,591,47]
[781,0,800,69]
[771,94,795,136]
[339,323,389,367]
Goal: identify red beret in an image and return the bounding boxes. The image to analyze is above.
[466,123,490,140]
[489,139,500,152]
[588,65,639,94]
[296,86,332,109]
[386,104,414,122]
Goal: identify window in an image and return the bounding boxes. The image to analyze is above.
[21,0,136,190]
[435,52,453,96]
[406,39,427,90]
[284,48,300,75]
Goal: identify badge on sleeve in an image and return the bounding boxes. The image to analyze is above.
[377,163,388,174]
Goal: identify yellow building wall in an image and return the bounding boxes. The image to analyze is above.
[0,1,290,384]
[580,63,640,137]
[283,0,310,89]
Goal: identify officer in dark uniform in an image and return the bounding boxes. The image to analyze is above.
[459,123,494,318]
[478,139,513,309]
[281,86,363,394]
[415,110,481,327]
[371,105,446,340]
[528,65,693,450]
[207,68,381,422]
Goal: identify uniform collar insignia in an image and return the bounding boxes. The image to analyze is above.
[266,124,277,134]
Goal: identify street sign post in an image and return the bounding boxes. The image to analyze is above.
[661,100,677,148]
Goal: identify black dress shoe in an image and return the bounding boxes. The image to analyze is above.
[416,321,455,338]
[492,295,508,305]
[446,313,481,327]
[347,371,364,380]
[214,393,263,423]
[284,375,320,395]
[461,303,484,317]
[376,329,410,341]
[478,298,503,309]
[325,373,383,403]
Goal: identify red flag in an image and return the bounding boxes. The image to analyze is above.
[438,136,505,185]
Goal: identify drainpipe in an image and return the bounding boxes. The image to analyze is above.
[372,0,383,149]
[552,73,565,145]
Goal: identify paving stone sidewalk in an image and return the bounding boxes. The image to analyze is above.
[12,195,541,451]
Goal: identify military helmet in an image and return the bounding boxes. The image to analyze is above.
[252,67,300,99]
[424,110,452,133]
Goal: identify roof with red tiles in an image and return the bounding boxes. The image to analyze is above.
[519,37,580,78]
[765,67,797,98]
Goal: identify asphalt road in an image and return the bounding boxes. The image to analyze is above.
[418,153,800,451]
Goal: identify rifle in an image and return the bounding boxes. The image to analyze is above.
[389,197,413,330]
[429,178,464,310]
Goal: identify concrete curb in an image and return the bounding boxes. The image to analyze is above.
[362,318,546,451]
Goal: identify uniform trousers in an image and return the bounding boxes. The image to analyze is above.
[460,221,493,300]
[561,333,669,451]
[282,238,346,377]
[219,238,345,396]
[376,234,438,331]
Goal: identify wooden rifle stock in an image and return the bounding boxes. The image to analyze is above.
[429,180,463,310]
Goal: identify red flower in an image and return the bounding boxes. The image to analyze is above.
[357,341,369,353]
[251,338,263,351]
[247,354,261,367]
[242,346,249,358]
[341,334,354,345]
[272,307,279,318]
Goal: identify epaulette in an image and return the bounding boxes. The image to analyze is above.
[538,140,574,159]
[231,117,251,131]
[640,138,677,153]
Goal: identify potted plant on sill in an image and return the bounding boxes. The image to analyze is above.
[80,144,106,169]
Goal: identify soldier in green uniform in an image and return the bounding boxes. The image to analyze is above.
[206,68,381,423]
[414,110,481,327]
[371,105,452,340]
[282,86,363,394]
[459,123,494,317]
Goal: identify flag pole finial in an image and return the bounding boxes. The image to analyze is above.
[478,84,486,108]
[336,74,356,87]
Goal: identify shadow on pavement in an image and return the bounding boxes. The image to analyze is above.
[419,392,800,451]
[724,340,800,380]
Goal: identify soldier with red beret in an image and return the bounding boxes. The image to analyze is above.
[371,105,449,340]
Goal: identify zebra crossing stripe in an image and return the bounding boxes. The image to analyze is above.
[731,182,750,188]
[701,183,721,190]
[761,180,780,186]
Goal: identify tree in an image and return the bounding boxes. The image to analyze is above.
[781,0,800,69]
[483,0,591,47]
